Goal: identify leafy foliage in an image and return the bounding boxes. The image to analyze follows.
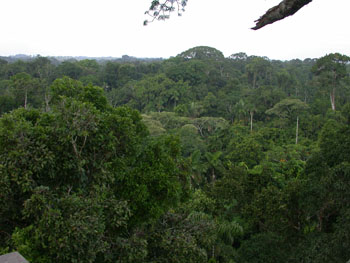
[1,49,350,262]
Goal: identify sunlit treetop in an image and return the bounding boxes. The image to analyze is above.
[178,46,225,60]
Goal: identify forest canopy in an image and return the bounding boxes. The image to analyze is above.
[1,46,350,262]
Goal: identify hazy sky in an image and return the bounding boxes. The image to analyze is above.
[1,0,349,60]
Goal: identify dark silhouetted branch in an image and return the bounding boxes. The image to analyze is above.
[252,0,313,30]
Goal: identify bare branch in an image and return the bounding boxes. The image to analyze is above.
[252,0,313,30]
[144,0,313,30]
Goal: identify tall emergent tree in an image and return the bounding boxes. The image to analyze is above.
[266,98,308,144]
[312,53,350,111]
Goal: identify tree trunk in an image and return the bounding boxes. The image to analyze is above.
[253,72,257,89]
[295,116,299,145]
[44,90,51,112]
[250,111,254,133]
[24,88,28,109]
[330,89,336,111]
[212,169,216,181]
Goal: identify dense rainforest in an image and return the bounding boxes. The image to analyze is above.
[1,46,350,262]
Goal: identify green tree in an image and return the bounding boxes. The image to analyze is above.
[0,80,16,115]
[0,78,189,260]
[12,188,129,263]
[146,211,210,263]
[299,117,350,262]
[27,56,55,81]
[50,76,108,111]
[245,57,272,89]
[9,72,43,109]
[266,98,309,144]
[77,59,102,86]
[0,59,8,79]
[312,53,350,111]
[178,46,225,61]
[226,133,264,168]
[56,61,83,80]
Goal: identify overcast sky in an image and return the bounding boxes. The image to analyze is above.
[0,0,349,60]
